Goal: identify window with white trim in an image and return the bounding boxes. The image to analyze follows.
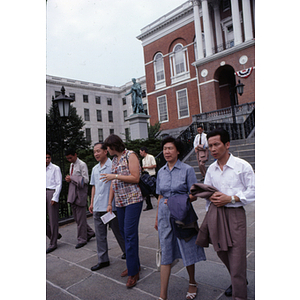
[174,44,185,74]
[157,95,168,122]
[154,53,165,89]
[176,89,189,119]
[170,43,190,84]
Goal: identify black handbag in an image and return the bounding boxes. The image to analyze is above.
[139,171,156,197]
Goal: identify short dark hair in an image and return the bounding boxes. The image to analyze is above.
[65,148,76,156]
[103,134,125,152]
[94,142,107,151]
[207,128,230,145]
[46,150,52,157]
[161,136,184,158]
[197,124,204,129]
[140,146,148,153]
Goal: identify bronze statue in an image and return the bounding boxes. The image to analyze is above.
[125,78,145,114]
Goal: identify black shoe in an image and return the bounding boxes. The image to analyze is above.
[58,233,62,240]
[225,285,232,297]
[75,242,87,249]
[225,280,248,297]
[121,253,126,259]
[46,246,57,254]
[91,261,110,271]
[87,233,95,242]
[143,207,153,211]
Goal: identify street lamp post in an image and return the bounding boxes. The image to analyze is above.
[52,86,75,118]
[236,80,245,96]
[51,86,75,219]
[230,80,245,139]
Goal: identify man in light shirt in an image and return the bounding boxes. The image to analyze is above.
[139,146,156,211]
[89,143,126,271]
[46,150,62,254]
[65,148,95,249]
[193,125,209,180]
[204,128,255,300]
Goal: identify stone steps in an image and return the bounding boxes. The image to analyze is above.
[184,137,255,181]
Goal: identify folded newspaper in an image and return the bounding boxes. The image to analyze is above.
[100,212,116,224]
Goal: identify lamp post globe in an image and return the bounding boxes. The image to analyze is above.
[52,86,75,118]
[235,80,245,96]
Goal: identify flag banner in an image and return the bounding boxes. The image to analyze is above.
[235,67,254,78]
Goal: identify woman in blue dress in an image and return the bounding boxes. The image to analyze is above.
[154,137,206,300]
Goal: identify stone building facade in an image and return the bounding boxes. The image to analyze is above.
[46,75,147,146]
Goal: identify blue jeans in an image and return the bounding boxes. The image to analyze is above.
[117,201,143,276]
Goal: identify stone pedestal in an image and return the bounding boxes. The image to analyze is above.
[125,113,150,140]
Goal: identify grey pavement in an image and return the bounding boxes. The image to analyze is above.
[46,197,255,300]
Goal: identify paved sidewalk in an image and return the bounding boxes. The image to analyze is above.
[46,198,255,300]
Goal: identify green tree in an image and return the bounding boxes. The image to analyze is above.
[148,121,161,139]
[46,102,91,175]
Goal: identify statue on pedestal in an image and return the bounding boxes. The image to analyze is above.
[125,78,144,114]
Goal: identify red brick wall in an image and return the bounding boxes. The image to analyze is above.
[144,22,200,130]
[197,44,255,112]
[143,20,255,132]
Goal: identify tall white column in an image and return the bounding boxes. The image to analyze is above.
[242,0,253,41]
[201,0,213,56]
[192,0,204,59]
[213,3,223,51]
[231,0,242,45]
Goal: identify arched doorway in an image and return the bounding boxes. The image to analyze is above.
[214,65,238,110]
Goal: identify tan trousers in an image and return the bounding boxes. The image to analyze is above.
[217,207,247,300]
[196,149,208,178]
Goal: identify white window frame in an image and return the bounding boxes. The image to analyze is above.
[176,88,190,119]
[157,95,168,123]
[154,52,166,90]
[169,43,190,84]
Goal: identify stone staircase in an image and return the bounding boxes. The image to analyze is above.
[183,137,255,182]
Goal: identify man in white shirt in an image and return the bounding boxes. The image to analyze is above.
[139,147,156,211]
[46,150,62,254]
[65,148,95,249]
[193,125,209,180]
[89,143,126,271]
[204,128,255,300]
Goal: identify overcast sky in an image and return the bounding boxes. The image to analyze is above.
[46,0,186,87]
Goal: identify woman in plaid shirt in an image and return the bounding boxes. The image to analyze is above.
[101,134,143,289]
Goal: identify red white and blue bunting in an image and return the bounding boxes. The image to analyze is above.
[235,67,254,78]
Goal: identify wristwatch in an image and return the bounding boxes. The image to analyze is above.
[231,196,236,204]
[115,174,118,179]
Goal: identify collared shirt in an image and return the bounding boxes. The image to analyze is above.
[69,158,89,184]
[90,158,116,212]
[204,153,255,211]
[142,153,156,176]
[193,132,208,149]
[46,162,62,202]
[156,159,197,198]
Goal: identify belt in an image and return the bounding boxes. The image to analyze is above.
[46,188,55,191]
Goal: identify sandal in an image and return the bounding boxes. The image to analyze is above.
[186,283,198,300]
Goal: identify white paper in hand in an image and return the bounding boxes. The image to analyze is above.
[100,212,116,224]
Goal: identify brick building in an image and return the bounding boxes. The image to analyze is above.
[137,0,255,137]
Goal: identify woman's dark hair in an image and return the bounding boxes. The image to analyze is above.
[103,134,125,152]
[206,128,230,145]
[161,136,184,159]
